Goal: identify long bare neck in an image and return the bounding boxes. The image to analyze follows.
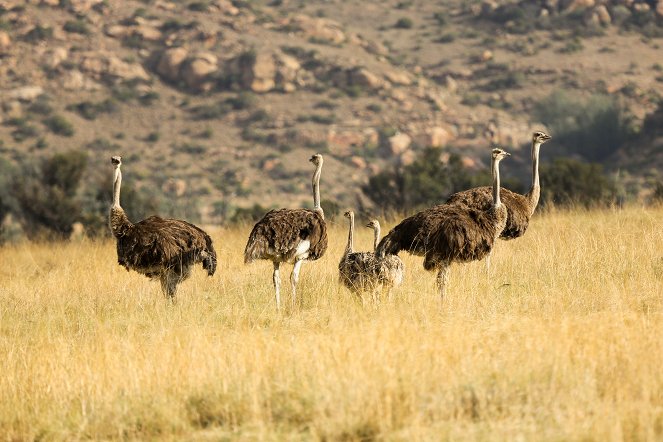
[110,166,132,237]
[372,223,380,252]
[344,214,354,256]
[492,157,502,209]
[526,141,542,215]
[312,161,324,219]
[112,167,122,208]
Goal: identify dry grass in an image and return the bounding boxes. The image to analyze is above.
[1,206,663,441]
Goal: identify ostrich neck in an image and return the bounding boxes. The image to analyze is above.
[492,158,502,208]
[112,168,122,208]
[312,161,323,219]
[110,167,133,237]
[527,141,542,215]
[372,224,380,252]
[344,214,354,255]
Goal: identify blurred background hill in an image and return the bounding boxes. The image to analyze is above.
[0,0,662,239]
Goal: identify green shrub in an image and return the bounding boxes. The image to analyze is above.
[394,17,413,29]
[533,90,632,162]
[63,19,90,35]
[362,148,520,214]
[187,1,210,11]
[67,99,117,120]
[13,150,88,239]
[44,115,75,136]
[23,25,53,42]
[541,158,617,207]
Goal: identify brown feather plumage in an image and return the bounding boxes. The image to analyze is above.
[109,156,217,299]
[244,208,327,264]
[446,187,531,240]
[376,203,507,271]
[113,213,217,278]
[445,131,550,241]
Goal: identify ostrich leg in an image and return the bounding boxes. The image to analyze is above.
[290,259,304,308]
[273,262,282,310]
[436,263,450,302]
[160,271,178,302]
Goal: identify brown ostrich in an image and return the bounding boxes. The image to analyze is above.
[244,154,327,310]
[376,148,510,300]
[446,131,552,268]
[109,156,217,300]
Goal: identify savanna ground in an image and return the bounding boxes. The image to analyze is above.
[1,206,663,441]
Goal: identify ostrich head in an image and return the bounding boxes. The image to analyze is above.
[309,154,323,166]
[492,148,510,161]
[365,219,379,229]
[533,131,551,144]
[343,210,354,219]
[111,156,122,167]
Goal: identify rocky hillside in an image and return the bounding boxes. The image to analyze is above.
[1,0,662,223]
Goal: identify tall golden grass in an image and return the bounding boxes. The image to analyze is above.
[1,206,662,440]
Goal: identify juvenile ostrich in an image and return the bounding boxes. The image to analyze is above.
[377,148,511,300]
[366,219,404,299]
[338,211,381,303]
[109,156,217,300]
[244,154,327,310]
[447,131,551,241]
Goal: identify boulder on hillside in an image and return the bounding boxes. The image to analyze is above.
[156,47,189,82]
[282,14,346,45]
[0,31,11,53]
[231,50,305,93]
[384,70,412,86]
[9,86,44,101]
[181,52,218,92]
[44,47,68,69]
[79,52,150,83]
[387,132,412,156]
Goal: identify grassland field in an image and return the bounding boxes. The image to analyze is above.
[1,206,663,441]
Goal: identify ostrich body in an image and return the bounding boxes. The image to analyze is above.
[109,156,217,300]
[446,131,551,240]
[244,154,327,310]
[376,148,511,300]
[366,219,404,297]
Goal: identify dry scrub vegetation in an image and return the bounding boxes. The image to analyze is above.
[1,207,663,440]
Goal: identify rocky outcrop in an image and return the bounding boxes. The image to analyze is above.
[0,31,10,53]
[155,47,189,82]
[181,52,218,92]
[281,14,346,45]
[78,52,150,84]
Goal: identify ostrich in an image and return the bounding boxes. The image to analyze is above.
[338,211,381,303]
[446,131,552,268]
[366,219,404,300]
[376,148,511,300]
[244,154,327,310]
[109,156,217,300]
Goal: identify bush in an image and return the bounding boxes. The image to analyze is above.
[63,19,90,35]
[395,17,413,29]
[362,148,515,214]
[13,151,88,239]
[23,25,53,42]
[67,99,117,120]
[533,90,632,162]
[44,115,75,136]
[541,158,617,207]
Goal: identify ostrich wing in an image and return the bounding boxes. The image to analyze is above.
[244,208,327,263]
[377,204,453,257]
[446,186,531,240]
[422,206,500,270]
[117,216,216,276]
